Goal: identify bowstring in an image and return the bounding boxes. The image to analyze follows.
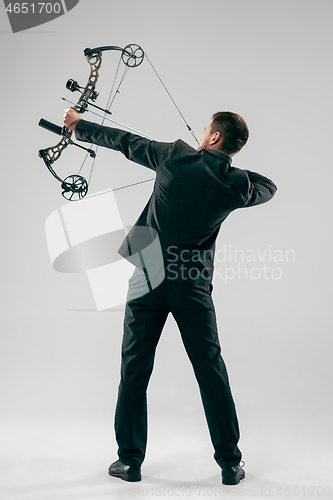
[144,52,199,145]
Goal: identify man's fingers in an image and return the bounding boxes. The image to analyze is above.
[64,108,82,131]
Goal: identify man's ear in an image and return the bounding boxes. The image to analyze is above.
[210,131,222,146]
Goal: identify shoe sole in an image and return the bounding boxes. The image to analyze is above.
[222,471,245,485]
[109,471,141,482]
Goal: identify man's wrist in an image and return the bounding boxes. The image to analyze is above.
[68,117,82,129]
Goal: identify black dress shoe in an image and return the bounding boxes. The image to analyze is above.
[221,462,245,485]
[108,459,141,482]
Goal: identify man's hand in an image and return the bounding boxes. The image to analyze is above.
[64,108,82,131]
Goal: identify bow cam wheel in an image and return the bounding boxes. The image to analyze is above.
[122,44,144,67]
[61,175,88,201]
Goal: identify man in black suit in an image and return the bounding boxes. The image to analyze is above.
[64,109,277,485]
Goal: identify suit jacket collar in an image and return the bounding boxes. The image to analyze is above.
[204,149,232,165]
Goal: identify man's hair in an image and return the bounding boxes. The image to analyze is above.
[210,111,249,155]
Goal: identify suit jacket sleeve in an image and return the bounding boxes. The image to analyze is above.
[243,169,277,207]
[75,120,174,171]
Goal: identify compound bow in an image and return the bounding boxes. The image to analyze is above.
[38,44,144,201]
[38,43,198,201]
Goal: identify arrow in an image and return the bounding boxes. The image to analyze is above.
[62,98,157,141]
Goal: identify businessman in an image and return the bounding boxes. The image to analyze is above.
[64,108,277,485]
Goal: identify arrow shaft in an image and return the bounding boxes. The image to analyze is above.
[62,97,157,141]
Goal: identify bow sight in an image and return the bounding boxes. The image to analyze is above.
[66,79,111,115]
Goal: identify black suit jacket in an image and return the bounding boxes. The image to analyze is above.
[75,120,277,283]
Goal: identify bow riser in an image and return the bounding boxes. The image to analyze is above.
[74,52,102,113]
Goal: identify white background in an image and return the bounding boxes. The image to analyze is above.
[0,1,332,498]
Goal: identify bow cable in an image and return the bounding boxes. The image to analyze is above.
[77,53,132,186]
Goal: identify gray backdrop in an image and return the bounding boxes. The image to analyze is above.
[1,0,332,498]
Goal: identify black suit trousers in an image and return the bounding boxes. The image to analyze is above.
[114,274,242,469]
